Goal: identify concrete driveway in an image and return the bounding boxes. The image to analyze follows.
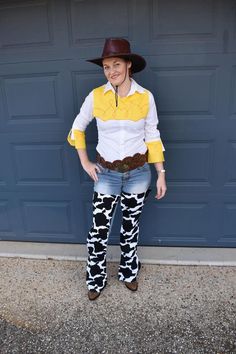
[0,257,235,354]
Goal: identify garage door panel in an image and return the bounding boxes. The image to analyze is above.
[224,141,236,189]
[0,193,25,240]
[0,134,80,194]
[139,0,227,55]
[222,203,236,235]
[165,140,214,188]
[12,142,68,187]
[68,0,132,46]
[0,199,14,238]
[152,66,217,117]
[20,200,74,241]
[0,62,74,134]
[4,75,60,122]
[210,197,236,247]
[160,121,217,141]
[146,56,223,137]
[1,73,65,133]
[0,145,7,189]
[151,0,216,37]
[11,191,86,242]
[0,0,53,49]
[139,199,211,246]
[228,66,236,140]
[229,65,236,120]
[0,138,16,190]
[227,1,236,54]
[0,179,6,189]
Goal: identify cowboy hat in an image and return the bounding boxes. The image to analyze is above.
[87,38,146,73]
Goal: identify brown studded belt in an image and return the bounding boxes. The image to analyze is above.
[96,151,148,173]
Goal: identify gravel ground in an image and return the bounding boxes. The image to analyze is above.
[0,257,235,354]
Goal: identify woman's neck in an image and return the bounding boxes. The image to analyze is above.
[116,77,132,97]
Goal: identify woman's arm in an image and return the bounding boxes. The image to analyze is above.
[68,91,101,181]
[154,162,167,200]
[67,91,94,150]
[77,148,101,182]
[144,92,167,199]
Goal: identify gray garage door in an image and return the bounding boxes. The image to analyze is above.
[0,0,236,247]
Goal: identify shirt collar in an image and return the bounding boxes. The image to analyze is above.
[103,78,145,96]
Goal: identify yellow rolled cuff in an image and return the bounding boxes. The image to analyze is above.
[145,140,165,163]
[67,129,86,149]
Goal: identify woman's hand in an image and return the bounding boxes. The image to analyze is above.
[155,174,167,199]
[82,161,101,182]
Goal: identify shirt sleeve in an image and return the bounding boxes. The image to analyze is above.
[144,91,165,163]
[67,91,94,149]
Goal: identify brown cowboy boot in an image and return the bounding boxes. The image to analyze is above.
[124,280,138,291]
[124,261,141,291]
[88,290,100,300]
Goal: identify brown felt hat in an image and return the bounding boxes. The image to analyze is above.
[87,38,146,73]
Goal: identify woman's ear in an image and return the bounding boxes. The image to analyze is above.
[127,61,132,76]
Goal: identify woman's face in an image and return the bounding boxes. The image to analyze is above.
[102,57,131,86]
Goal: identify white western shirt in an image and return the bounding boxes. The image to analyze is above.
[69,79,165,163]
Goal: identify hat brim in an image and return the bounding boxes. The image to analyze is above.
[87,53,146,73]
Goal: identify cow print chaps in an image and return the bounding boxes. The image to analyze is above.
[86,189,150,292]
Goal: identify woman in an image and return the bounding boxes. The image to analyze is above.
[68,38,167,300]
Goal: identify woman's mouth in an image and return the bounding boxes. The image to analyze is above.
[111,74,119,80]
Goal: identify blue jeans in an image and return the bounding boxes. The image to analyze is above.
[94,162,152,195]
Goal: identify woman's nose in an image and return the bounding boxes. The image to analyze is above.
[109,66,116,75]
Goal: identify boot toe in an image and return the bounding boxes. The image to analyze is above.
[124,280,138,291]
[88,290,100,300]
